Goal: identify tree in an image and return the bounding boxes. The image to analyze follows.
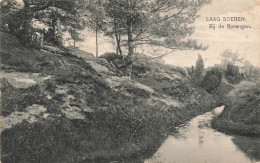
[219,50,244,84]
[68,29,84,47]
[242,60,260,79]
[1,0,35,46]
[34,0,87,46]
[220,50,244,67]
[86,0,107,57]
[1,0,87,47]
[104,0,126,56]
[193,54,204,84]
[201,67,222,93]
[102,0,211,77]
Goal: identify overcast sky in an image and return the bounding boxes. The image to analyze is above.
[161,0,260,67]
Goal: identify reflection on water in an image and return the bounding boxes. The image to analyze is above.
[232,136,260,161]
[144,106,260,163]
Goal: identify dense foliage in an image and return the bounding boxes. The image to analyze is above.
[201,67,222,93]
[1,0,87,46]
[192,54,205,84]
[212,80,260,137]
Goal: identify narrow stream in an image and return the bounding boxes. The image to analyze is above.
[144,106,260,163]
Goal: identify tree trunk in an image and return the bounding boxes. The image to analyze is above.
[40,32,44,48]
[96,27,98,57]
[18,1,33,46]
[114,16,123,56]
[74,39,76,47]
[128,25,134,57]
[56,18,63,47]
[52,18,56,42]
[52,15,63,47]
[125,10,134,77]
[115,34,123,56]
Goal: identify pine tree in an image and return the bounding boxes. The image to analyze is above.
[194,54,204,84]
[102,0,211,77]
[86,0,107,57]
[1,0,87,47]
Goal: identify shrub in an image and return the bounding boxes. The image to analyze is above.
[126,87,151,98]
[186,67,193,76]
[99,52,123,62]
[132,63,151,76]
[172,66,187,77]
[225,63,244,84]
[228,80,260,105]
[192,54,205,84]
[212,80,260,136]
[201,67,223,93]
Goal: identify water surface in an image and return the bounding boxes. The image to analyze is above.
[144,106,260,163]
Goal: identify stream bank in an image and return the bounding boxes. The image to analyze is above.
[211,80,260,138]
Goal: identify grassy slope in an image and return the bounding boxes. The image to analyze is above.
[212,80,260,137]
[1,32,219,162]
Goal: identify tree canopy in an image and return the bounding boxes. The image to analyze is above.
[1,0,88,46]
[220,50,244,67]
[193,54,205,84]
[1,0,212,71]
[102,0,210,57]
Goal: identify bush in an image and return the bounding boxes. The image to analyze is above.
[126,86,151,98]
[99,52,123,63]
[225,63,244,84]
[162,82,193,101]
[211,80,260,137]
[192,54,205,84]
[132,63,151,76]
[172,66,187,77]
[228,80,260,105]
[201,67,223,93]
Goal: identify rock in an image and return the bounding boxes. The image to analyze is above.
[105,76,154,93]
[134,82,154,93]
[83,106,94,113]
[2,72,37,88]
[96,58,116,72]
[105,76,129,88]
[46,95,52,100]
[65,47,95,59]
[61,106,85,120]
[55,85,68,95]
[1,104,47,131]
[43,113,50,119]
[151,96,181,108]
[85,61,110,73]
[43,45,64,54]
[2,72,52,88]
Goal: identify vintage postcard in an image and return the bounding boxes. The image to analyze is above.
[1,0,260,162]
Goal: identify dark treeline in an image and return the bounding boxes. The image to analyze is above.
[189,50,260,94]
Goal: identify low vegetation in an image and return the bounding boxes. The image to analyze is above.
[201,67,223,93]
[1,32,221,162]
[212,80,260,137]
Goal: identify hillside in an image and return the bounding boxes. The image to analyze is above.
[212,80,260,137]
[1,32,220,162]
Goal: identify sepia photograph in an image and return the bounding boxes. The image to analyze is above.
[0,0,260,162]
